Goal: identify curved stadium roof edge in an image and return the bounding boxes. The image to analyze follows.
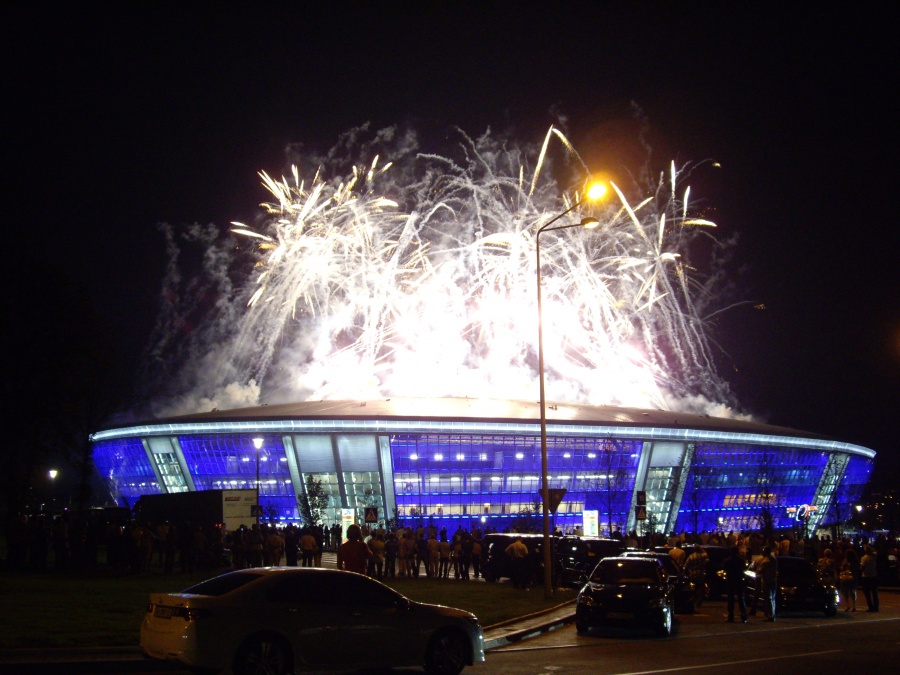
[91,397,875,460]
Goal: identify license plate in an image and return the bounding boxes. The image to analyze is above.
[607,611,632,619]
[154,606,173,619]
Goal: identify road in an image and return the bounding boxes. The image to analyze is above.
[482,594,899,674]
[2,593,895,674]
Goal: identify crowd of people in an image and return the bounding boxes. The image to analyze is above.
[337,523,487,581]
[659,530,891,622]
[3,507,898,620]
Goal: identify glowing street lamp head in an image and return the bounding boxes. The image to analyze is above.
[580,217,600,229]
[49,469,58,480]
[585,181,608,201]
[252,437,264,450]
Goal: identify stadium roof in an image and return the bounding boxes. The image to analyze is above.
[91,398,875,459]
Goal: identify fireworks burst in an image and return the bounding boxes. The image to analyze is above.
[145,125,742,417]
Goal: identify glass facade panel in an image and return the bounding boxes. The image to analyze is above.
[343,470,385,523]
[390,433,640,533]
[301,471,342,525]
[678,444,828,533]
[178,435,297,521]
[92,438,158,506]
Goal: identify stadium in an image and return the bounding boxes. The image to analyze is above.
[90,398,874,535]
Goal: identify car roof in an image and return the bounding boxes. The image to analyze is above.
[600,556,663,566]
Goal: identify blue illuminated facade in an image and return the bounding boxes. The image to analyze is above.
[90,399,875,535]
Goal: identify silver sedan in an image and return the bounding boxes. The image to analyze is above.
[140,567,485,674]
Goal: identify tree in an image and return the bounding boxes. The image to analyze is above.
[297,475,329,527]
[511,499,542,533]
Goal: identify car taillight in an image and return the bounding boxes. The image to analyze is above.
[147,603,155,614]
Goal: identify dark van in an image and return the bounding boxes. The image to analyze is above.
[481,533,556,584]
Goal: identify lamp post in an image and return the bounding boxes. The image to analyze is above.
[536,184,605,598]
[48,469,59,513]
[252,437,264,525]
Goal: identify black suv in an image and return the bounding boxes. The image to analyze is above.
[576,556,676,636]
[557,536,625,587]
[743,555,839,616]
[481,533,554,584]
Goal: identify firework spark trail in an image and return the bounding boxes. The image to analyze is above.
[147,125,744,418]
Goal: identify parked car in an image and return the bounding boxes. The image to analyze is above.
[620,551,696,613]
[655,544,730,599]
[575,556,675,636]
[140,567,485,674]
[557,536,625,587]
[743,555,839,617]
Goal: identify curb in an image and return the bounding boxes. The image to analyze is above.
[483,600,576,650]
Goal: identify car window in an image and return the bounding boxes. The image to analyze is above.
[332,574,404,607]
[265,572,405,607]
[182,571,263,596]
[591,560,660,585]
[780,558,814,579]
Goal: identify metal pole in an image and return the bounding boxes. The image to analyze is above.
[535,200,586,599]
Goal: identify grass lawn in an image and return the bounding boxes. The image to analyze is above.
[0,567,575,649]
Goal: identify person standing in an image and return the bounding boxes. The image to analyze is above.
[299,528,317,567]
[384,532,399,578]
[860,546,879,612]
[839,548,859,612]
[369,532,386,580]
[504,537,529,589]
[337,524,371,575]
[438,533,452,579]
[683,545,709,609]
[722,546,748,623]
[427,533,440,578]
[757,546,778,621]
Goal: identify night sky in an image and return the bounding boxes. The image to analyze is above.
[6,4,897,488]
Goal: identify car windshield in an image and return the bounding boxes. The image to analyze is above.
[779,558,815,580]
[591,560,659,585]
[181,571,263,596]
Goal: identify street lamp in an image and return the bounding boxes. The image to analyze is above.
[536,182,606,598]
[252,437,264,524]
[48,469,59,513]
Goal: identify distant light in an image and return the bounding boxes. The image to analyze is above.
[434,453,444,461]
[515,452,524,459]
[563,452,571,459]
[456,453,466,460]
[410,454,418,460]
[587,453,596,459]
[479,453,488,461]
